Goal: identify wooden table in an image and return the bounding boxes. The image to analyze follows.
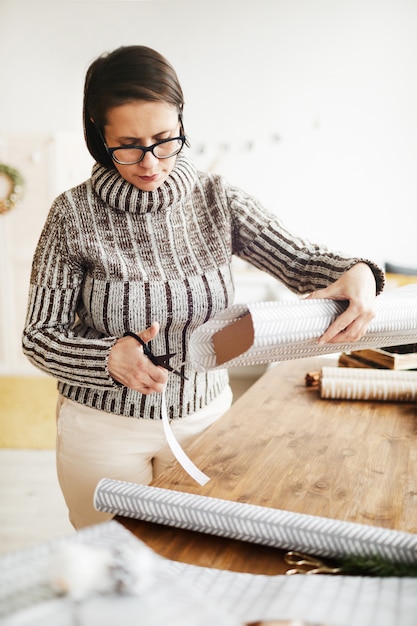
[117,356,417,575]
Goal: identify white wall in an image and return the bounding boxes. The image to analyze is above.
[1,0,416,374]
[2,0,417,265]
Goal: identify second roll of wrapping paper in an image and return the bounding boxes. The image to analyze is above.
[319,367,417,402]
[94,479,417,564]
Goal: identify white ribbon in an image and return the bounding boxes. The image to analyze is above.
[161,387,210,486]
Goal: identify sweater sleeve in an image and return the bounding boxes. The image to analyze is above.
[226,182,385,295]
[22,196,118,388]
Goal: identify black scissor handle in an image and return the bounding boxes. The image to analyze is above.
[123,332,188,380]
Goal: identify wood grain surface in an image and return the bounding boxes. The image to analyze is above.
[118,356,417,574]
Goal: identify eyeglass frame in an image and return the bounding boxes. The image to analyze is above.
[96,114,187,165]
[106,134,187,165]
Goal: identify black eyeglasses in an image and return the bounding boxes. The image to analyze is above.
[107,135,186,165]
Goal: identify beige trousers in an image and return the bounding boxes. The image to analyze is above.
[56,386,233,529]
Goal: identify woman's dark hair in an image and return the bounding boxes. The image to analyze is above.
[83,45,185,167]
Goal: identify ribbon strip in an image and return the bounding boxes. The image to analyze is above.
[161,388,210,486]
[188,285,417,370]
[94,479,417,564]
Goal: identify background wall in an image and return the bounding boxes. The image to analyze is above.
[0,0,416,373]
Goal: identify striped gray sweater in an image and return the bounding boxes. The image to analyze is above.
[22,154,384,419]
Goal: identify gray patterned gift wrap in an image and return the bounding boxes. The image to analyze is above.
[188,284,417,370]
[3,521,417,626]
[0,522,240,626]
[94,479,417,564]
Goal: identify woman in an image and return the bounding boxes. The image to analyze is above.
[22,45,384,529]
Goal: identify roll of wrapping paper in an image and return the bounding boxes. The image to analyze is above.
[319,367,417,402]
[160,285,417,486]
[188,284,417,370]
[171,285,417,485]
[94,479,417,564]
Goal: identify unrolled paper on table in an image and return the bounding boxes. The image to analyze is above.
[94,478,417,564]
[2,521,417,626]
[188,284,417,370]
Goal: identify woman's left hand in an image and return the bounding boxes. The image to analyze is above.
[305,262,378,344]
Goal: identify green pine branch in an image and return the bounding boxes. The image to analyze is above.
[337,555,417,577]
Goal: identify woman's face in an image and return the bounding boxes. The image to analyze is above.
[103,100,181,192]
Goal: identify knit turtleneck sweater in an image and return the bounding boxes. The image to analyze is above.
[22,153,384,419]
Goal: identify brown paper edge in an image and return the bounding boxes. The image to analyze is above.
[212,313,255,365]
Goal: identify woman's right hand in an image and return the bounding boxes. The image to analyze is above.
[108,321,168,394]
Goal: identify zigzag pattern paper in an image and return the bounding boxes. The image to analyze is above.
[94,479,417,564]
[3,521,417,626]
[188,285,417,370]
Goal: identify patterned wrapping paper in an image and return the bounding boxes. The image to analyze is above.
[94,479,417,564]
[2,521,417,626]
[0,522,239,626]
[319,366,417,401]
[188,285,417,370]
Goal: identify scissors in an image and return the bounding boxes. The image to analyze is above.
[123,331,188,380]
[284,551,341,575]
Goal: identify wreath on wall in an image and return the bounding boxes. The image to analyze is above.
[0,163,24,215]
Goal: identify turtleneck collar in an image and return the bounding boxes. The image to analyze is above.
[91,153,197,214]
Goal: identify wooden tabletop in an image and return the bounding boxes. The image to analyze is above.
[118,356,417,574]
